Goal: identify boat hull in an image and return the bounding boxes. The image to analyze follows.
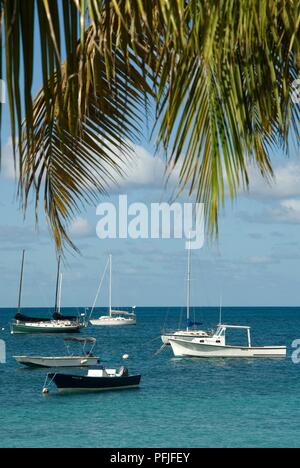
[90,317,136,326]
[11,322,82,335]
[169,338,287,358]
[48,373,141,393]
[14,356,100,368]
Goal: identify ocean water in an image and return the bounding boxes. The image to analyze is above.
[0,306,300,448]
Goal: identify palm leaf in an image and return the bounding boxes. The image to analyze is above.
[0,0,299,250]
[20,26,153,250]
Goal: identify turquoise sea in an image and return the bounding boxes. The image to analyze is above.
[0,306,300,448]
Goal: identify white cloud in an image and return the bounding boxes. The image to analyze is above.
[1,134,181,198]
[112,143,180,192]
[236,160,300,226]
[246,162,300,199]
[117,144,164,188]
[239,198,300,225]
[267,199,300,224]
[69,217,93,237]
[247,255,277,265]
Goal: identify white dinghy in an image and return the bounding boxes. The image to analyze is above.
[14,337,100,368]
[169,324,287,358]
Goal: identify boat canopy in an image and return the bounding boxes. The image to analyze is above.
[216,324,252,347]
[14,313,52,323]
[64,337,96,343]
[217,324,251,330]
[53,312,78,321]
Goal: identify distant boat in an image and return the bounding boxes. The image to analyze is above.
[11,320,83,335]
[89,255,136,326]
[168,324,287,358]
[43,366,141,394]
[14,337,100,368]
[11,252,85,334]
[161,239,208,345]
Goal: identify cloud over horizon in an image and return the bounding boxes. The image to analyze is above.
[246,161,300,200]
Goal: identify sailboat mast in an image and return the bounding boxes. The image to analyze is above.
[54,256,61,315]
[186,237,191,331]
[17,250,25,314]
[109,254,112,317]
[58,273,63,315]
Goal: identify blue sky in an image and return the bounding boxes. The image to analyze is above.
[0,129,300,308]
[0,29,299,308]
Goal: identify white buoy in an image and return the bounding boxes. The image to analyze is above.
[42,388,49,395]
[122,353,129,360]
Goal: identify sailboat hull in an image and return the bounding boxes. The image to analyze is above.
[90,316,136,326]
[11,321,82,335]
[169,338,287,358]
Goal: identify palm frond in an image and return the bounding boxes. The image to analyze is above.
[0,0,299,249]
[21,26,153,250]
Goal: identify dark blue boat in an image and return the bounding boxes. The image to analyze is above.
[45,366,141,393]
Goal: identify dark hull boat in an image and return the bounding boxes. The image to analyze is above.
[45,367,141,393]
[11,321,83,335]
[11,252,86,335]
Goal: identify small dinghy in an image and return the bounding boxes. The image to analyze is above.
[14,337,100,368]
[43,366,141,394]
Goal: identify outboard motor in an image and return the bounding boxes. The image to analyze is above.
[117,366,129,377]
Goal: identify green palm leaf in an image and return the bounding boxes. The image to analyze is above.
[20,28,153,250]
[0,0,299,249]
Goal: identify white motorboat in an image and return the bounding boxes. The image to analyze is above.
[14,337,100,368]
[89,255,136,326]
[161,239,207,345]
[169,324,287,358]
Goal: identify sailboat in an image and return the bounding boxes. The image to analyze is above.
[11,252,85,334]
[161,240,209,345]
[89,255,136,326]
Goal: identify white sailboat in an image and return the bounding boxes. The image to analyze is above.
[161,240,209,345]
[89,255,136,326]
[168,324,287,358]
